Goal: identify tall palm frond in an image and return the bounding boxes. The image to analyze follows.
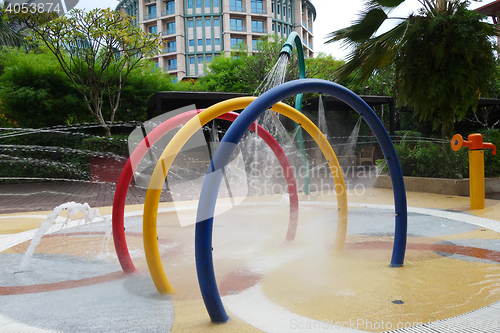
[0,0,29,47]
[327,0,484,85]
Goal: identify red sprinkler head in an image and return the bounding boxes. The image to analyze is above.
[451,133,496,155]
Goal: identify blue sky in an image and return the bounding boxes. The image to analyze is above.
[74,0,496,60]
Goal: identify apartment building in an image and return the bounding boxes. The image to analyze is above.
[116,0,316,81]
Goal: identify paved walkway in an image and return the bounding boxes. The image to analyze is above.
[0,181,173,214]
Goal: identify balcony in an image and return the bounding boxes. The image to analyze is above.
[161,28,176,36]
[143,13,157,20]
[230,25,246,32]
[161,8,175,16]
[251,27,267,34]
[302,21,312,33]
[164,64,177,71]
[162,46,177,53]
[251,7,266,14]
[229,5,246,12]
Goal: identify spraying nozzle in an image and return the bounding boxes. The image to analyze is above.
[279,31,300,58]
[279,43,293,57]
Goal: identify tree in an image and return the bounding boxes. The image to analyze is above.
[396,6,497,137]
[200,36,337,95]
[326,0,496,137]
[109,62,175,122]
[199,52,250,93]
[305,52,343,82]
[9,8,161,136]
[0,1,29,48]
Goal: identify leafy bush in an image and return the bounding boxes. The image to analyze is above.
[0,48,89,128]
[478,129,500,178]
[391,138,469,179]
[80,135,129,156]
[0,132,91,183]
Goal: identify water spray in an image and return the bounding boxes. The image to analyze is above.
[279,32,310,195]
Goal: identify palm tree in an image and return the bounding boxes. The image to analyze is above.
[0,1,29,48]
[326,0,484,85]
[327,0,497,138]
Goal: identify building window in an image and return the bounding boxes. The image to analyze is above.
[205,18,211,26]
[196,0,201,8]
[277,24,280,33]
[213,0,218,7]
[147,4,156,19]
[165,1,175,15]
[251,20,264,33]
[214,38,220,45]
[271,2,274,13]
[230,18,243,31]
[214,18,219,26]
[189,39,194,46]
[229,0,243,11]
[272,23,274,31]
[205,0,210,7]
[188,19,193,28]
[189,56,195,64]
[230,37,243,48]
[198,38,202,46]
[206,38,211,46]
[251,0,263,13]
[252,39,261,50]
[167,40,176,52]
[148,25,158,34]
[198,56,204,63]
[277,2,279,14]
[188,0,193,8]
[207,55,212,62]
[168,58,177,70]
[166,21,176,34]
[197,19,202,27]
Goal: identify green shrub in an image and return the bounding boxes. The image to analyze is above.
[478,129,500,178]
[0,159,90,182]
[80,135,129,156]
[0,131,92,183]
[392,139,468,179]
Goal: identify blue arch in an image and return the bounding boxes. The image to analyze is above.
[195,79,408,323]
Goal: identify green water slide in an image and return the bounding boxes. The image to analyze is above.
[279,32,310,194]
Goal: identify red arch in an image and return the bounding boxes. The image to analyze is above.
[112,110,299,273]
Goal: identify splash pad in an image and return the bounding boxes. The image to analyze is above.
[3,79,500,332]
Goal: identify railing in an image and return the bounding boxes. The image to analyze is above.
[162,28,176,36]
[164,64,177,71]
[162,46,177,53]
[230,25,246,32]
[161,8,175,16]
[251,27,267,34]
[302,21,312,33]
[143,13,157,20]
[229,5,245,12]
[168,46,177,53]
[251,7,266,14]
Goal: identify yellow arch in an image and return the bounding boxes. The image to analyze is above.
[143,97,348,294]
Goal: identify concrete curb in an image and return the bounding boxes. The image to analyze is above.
[373,175,500,196]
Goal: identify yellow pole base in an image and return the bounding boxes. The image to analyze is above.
[469,150,485,210]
